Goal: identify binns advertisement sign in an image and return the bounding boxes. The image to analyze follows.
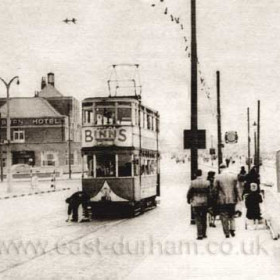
[82,127,132,147]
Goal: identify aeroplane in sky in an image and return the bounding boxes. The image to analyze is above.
[62,18,77,24]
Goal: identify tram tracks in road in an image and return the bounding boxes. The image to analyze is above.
[0,217,131,275]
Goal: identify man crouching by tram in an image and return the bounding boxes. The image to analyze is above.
[187,169,210,240]
[65,191,90,222]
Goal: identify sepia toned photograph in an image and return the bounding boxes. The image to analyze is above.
[0,0,280,279]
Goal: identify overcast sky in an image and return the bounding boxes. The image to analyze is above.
[0,0,279,155]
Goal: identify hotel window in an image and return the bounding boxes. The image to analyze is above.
[65,151,75,165]
[42,152,57,166]
[13,129,25,143]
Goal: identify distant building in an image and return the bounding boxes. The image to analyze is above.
[0,73,81,174]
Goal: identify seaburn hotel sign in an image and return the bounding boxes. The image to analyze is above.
[0,117,64,127]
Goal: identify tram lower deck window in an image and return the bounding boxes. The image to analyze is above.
[118,154,132,177]
[96,154,116,177]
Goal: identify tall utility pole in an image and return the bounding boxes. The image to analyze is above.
[254,131,257,165]
[68,103,72,179]
[247,107,251,172]
[257,100,260,173]
[0,113,3,182]
[216,71,223,173]
[190,0,198,180]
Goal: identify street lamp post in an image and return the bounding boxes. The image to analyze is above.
[253,121,257,166]
[0,76,20,193]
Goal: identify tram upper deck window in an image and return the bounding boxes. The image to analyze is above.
[95,107,115,125]
[117,107,131,125]
[96,154,115,177]
[118,154,132,177]
[83,108,93,124]
[117,102,132,125]
[146,109,154,130]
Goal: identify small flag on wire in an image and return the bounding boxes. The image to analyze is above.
[164,7,168,14]
[185,46,188,51]
[170,15,174,21]
[188,53,191,58]
[184,36,187,42]
[181,24,184,30]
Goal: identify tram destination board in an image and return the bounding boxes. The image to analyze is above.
[183,129,206,149]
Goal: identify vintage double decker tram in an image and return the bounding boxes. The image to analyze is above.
[81,90,160,217]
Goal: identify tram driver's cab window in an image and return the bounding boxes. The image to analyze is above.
[87,155,94,177]
[96,154,115,177]
[118,154,132,177]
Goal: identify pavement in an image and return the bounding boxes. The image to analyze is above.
[0,174,82,199]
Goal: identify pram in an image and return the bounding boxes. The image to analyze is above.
[208,206,219,227]
[208,204,242,227]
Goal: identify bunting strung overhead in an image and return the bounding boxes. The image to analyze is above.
[147,0,215,112]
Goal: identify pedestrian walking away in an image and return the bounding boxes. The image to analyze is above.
[244,182,263,228]
[243,166,260,197]
[187,169,210,240]
[225,157,230,167]
[237,166,247,195]
[213,163,241,238]
[207,171,217,228]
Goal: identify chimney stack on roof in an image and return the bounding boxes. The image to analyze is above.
[47,72,55,87]
[41,77,47,89]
